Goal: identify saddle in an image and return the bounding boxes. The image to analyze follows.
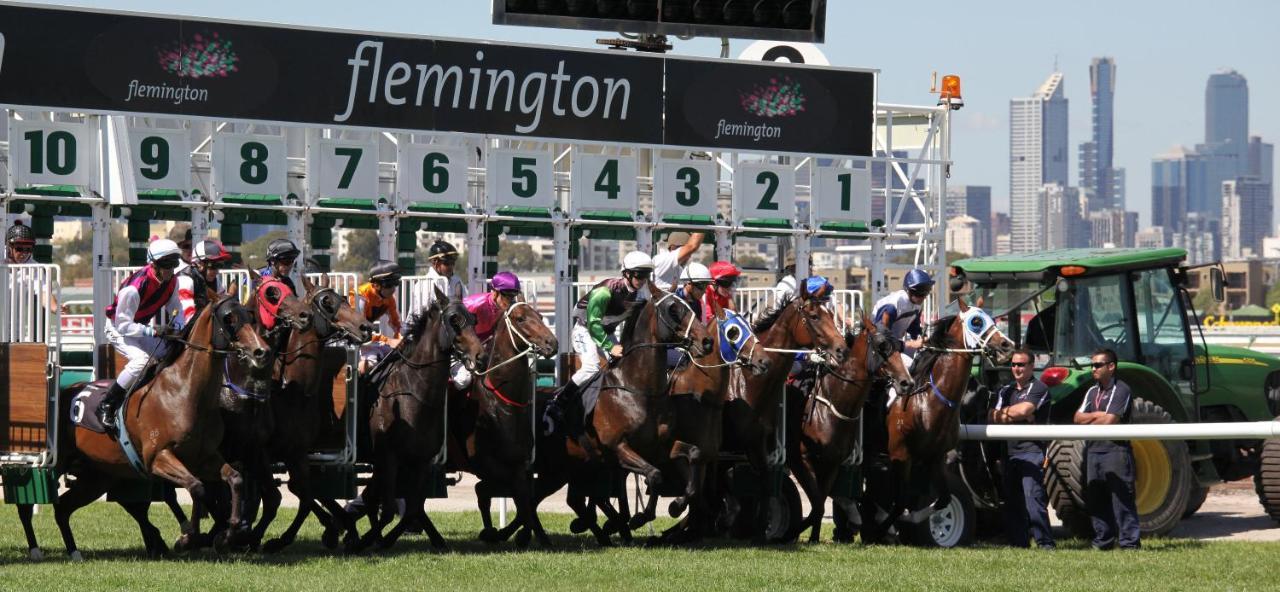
[69,380,114,434]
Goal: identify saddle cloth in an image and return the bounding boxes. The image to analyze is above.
[69,379,114,434]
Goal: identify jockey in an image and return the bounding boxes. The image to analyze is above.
[6,221,35,264]
[677,262,713,321]
[774,252,798,301]
[356,260,403,374]
[169,223,193,263]
[873,268,934,358]
[703,261,740,322]
[546,250,654,439]
[257,238,300,295]
[97,239,184,432]
[418,239,468,307]
[176,239,231,326]
[450,271,523,389]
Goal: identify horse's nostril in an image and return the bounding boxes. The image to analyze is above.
[253,348,267,359]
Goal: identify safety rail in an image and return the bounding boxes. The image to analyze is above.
[397,276,451,322]
[1,263,61,344]
[959,421,1280,441]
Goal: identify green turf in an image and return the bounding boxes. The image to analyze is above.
[1,503,1276,591]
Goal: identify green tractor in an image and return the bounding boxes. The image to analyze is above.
[945,248,1280,542]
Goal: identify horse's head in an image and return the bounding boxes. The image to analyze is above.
[251,269,312,332]
[437,288,486,370]
[211,294,270,369]
[860,313,914,395]
[712,300,770,376]
[956,297,1016,364]
[302,274,373,343]
[797,288,847,366]
[504,300,558,358]
[651,283,713,358]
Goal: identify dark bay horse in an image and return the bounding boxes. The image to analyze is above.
[719,290,847,541]
[178,273,313,551]
[357,288,485,551]
[52,292,270,560]
[786,315,914,543]
[453,300,559,548]
[257,274,373,553]
[582,284,713,536]
[862,298,1015,545]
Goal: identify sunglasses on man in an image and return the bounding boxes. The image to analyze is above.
[434,255,459,265]
[11,245,33,254]
[1011,362,1028,368]
[1091,361,1113,369]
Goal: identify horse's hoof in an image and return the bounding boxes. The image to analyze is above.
[28,547,43,561]
[321,527,341,550]
[668,499,687,518]
[478,527,501,544]
[173,534,192,554]
[260,538,288,554]
[569,517,590,534]
[69,550,84,562]
[593,533,614,547]
[515,528,532,549]
[627,512,654,531]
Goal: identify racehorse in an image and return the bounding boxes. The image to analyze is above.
[255,274,373,553]
[51,291,270,560]
[578,284,714,538]
[356,288,485,551]
[176,272,313,551]
[719,290,847,542]
[861,297,1015,545]
[786,315,914,543]
[454,300,559,548]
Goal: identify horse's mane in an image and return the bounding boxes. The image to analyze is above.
[401,306,435,342]
[909,314,958,383]
[753,295,795,333]
[615,298,648,345]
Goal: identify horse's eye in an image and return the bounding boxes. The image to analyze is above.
[222,313,236,326]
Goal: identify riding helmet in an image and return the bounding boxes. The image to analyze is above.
[903,268,935,293]
[147,239,183,264]
[680,262,712,285]
[621,250,655,272]
[5,221,35,246]
[708,261,741,281]
[369,260,402,284]
[428,240,459,261]
[192,239,232,263]
[491,271,521,293]
[266,238,301,262]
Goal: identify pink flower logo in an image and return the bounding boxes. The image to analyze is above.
[740,76,806,118]
[157,32,239,79]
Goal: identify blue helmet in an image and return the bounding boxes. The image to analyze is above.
[904,269,935,293]
[804,275,833,298]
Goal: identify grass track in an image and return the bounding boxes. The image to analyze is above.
[1,503,1277,591]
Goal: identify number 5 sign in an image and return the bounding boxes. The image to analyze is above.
[655,159,717,219]
[487,149,554,209]
[214,132,287,196]
[733,162,795,224]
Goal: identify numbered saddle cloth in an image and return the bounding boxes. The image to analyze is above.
[68,379,115,434]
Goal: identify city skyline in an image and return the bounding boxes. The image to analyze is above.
[18,0,1280,230]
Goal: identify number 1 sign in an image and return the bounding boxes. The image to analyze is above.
[812,164,871,224]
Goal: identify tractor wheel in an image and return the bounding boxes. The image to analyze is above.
[1045,399,1192,538]
[1256,439,1280,523]
[1183,483,1210,519]
[764,478,803,543]
[1045,440,1094,538]
[903,470,975,548]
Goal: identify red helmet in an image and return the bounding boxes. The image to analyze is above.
[193,239,232,263]
[708,261,741,281]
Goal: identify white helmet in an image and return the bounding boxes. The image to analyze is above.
[147,239,182,263]
[621,250,655,272]
[680,262,712,284]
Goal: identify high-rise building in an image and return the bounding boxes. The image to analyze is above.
[945,185,992,255]
[1089,209,1138,248]
[945,215,984,258]
[1206,70,1249,159]
[1248,136,1274,185]
[1171,213,1220,265]
[1041,183,1087,250]
[1078,57,1125,211]
[1010,72,1068,253]
[1222,177,1272,259]
[1135,227,1167,249]
[1151,146,1209,234]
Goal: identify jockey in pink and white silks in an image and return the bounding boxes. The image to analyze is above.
[450,271,523,389]
[97,239,185,432]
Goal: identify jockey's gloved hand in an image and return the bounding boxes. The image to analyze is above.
[154,325,181,339]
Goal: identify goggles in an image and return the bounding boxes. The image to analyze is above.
[715,277,739,288]
[154,256,182,270]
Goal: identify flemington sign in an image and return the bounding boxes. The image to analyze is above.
[0,2,875,157]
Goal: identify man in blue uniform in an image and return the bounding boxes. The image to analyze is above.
[1074,348,1140,550]
[989,348,1054,549]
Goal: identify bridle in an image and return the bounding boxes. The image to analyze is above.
[473,300,547,377]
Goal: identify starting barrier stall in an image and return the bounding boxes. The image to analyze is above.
[0,3,954,521]
[0,263,62,504]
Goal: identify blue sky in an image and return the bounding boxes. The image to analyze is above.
[24,0,1280,227]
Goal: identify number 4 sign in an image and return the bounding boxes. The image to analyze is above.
[571,152,637,213]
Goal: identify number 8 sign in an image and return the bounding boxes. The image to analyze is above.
[214,132,287,196]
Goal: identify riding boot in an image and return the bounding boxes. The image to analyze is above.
[98,382,127,434]
[545,381,581,433]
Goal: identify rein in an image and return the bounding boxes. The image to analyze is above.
[472,301,540,377]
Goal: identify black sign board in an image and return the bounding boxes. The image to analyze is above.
[0,3,873,156]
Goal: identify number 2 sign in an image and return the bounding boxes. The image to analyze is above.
[733,162,795,224]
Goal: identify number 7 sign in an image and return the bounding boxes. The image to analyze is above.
[309,137,380,201]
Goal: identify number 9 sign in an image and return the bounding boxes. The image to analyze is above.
[128,127,191,192]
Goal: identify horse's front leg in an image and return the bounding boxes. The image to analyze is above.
[611,441,663,531]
